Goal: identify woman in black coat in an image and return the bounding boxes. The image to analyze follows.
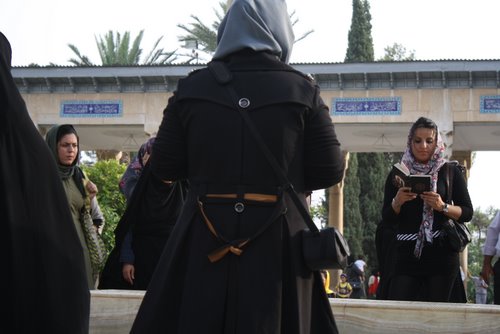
[0,32,89,333]
[131,1,345,333]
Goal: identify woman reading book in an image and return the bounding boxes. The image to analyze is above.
[380,117,473,302]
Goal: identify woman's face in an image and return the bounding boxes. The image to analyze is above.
[411,128,437,163]
[57,133,78,166]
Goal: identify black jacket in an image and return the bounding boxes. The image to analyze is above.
[131,51,344,334]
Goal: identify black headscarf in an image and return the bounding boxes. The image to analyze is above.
[45,124,86,198]
[45,124,81,178]
[0,31,90,333]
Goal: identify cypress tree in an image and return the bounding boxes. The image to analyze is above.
[345,0,374,63]
[343,153,363,258]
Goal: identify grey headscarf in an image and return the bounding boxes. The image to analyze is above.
[213,0,295,63]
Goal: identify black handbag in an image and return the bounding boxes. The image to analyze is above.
[442,219,471,252]
[441,162,471,252]
[302,225,350,270]
[208,61,350,271]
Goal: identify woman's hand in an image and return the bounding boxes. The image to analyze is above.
[86,181,98,199]
[420,191,445,211]
[122,263,135,285]
[392,187,417,213]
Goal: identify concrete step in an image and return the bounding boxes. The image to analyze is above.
[90,290,500,334]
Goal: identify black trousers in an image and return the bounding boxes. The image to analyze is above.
[387,272,457,302]
[494,259,500,305]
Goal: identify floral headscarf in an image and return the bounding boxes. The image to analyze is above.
[119,137,155,200]
[400,122,446,258]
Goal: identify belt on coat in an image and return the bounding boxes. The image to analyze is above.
[197,193,284,263]
[205,192,278,203]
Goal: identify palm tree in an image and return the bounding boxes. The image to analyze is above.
[177,1,314,63]
[68,30,176,66]
[176,1,229,63]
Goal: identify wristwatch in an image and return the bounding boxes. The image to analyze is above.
[442,203,449,213]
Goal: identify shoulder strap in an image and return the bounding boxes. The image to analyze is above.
[79,168,92,212]
[207,61,320,234]
[446,162,455,204]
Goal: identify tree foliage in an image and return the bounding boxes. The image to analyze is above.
[82,160,127,253]
[379,42,416,61]
[177,1,228,56]
[343,153,363,257]
[357,153,388,269]
[345,0,374,62]
[68,30,177,66]
[465,207,498,303]
[176,0,314,63]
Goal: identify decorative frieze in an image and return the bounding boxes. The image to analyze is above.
[332,97,401,116]
[60,100,123,118]
[480,95,500,114]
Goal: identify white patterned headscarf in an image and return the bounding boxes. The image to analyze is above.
[400,118,446,258]
[213,0,295,63]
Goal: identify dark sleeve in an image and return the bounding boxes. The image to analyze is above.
[451,165,473,223]
[119,167,140,201]
[149,94,187,182]
[381,172,399,224]
[119,231,135,264]
[303,87,345,191]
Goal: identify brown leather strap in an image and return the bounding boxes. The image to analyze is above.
[208,240,250,263]
[197,199,250,263]
[197,196,284,263]
[205,193,277,203]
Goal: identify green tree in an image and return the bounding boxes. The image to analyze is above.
[342,1,403,275]
[379,42,415,61]
[68,30,176,66]
[342,0,377,271]
[357,153,388,269]
[177,1,229,57]
[343,153,363,257]
[310,195,329,229]
[345,0,374,62]
[82,160,127,253]
[466,207,498,303]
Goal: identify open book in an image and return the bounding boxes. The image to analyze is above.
[392,162,431,194]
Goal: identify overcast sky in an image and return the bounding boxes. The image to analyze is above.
[1,0,499,210]
[2,0,500,66]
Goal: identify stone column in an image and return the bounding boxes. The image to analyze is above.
[435,89,455,160]
[328,151,349,289]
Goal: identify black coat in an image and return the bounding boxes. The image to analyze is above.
[99,164,187,290]
[131,51,345,334]
[0,32,90,333]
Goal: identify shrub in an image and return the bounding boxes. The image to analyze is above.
[82,160,127,253]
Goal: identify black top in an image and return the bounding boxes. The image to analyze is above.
[99,164,187,290]
[0,32,89,333]
[381,163,473,275]
[150,51,344,192]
